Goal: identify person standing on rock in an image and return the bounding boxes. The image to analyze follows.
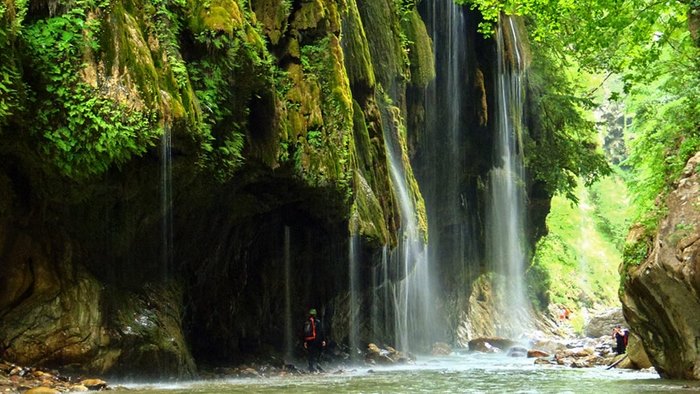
[303,308,326,372]
[612,325,627,354]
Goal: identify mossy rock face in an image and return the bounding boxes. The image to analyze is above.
[339,0,376,90]
[402,9,435,88]
[378,93,427,239]
[349,100,390,244]
[188,0,244,35]
[95,0,200,128]
[101,4,161,110]
[355,0,407,89]
[282,34,353,190]
[251,0,292,45]
[0,0,434,374]
[290,0,340,33]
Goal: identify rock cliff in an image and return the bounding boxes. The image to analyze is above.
[621,152,700,379]
[0,0,571,378]
[0,0,432,376]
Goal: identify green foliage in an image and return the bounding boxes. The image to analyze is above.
[453,0,516,36]
[529,179,626,312]
[393,0,417,19]
[456,0,699,224]
[588,173,633,251]
[621,234,649,271]
[152,0,189,89]
[455,0,687,78]
[297,35,353,192]
[0,0,26,124]
[24,2,160,179]
[525,39,611,202]
[187,2,278,180]
[623,39,700,224]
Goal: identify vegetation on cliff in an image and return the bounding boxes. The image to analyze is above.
[460,0,699,302]
[458,0,699,219]
[529,175,632,326]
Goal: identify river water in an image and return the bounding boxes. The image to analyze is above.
[112,353,699,393]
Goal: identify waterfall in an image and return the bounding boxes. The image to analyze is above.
[486,16,530,336]
[348,234,360,357]
[381,105,436,353]
[161,125,173,279]
[370,246,392,344]
[418,0,474,295]
[284,226,293,360]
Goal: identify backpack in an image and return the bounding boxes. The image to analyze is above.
[304,317,317,341]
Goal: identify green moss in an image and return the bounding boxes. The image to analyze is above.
[352,170,390,243]
[187,0,243,35]
[349,100,390,243]
[622,233,651,269]
[290,0,323,30]
[401,9,434,87]
[251,0,291,45]
[378,92,427,239]
[285,33,353,193]
[356,0,407,88]
[22,2,163,179]
[102,3,161,108]
[339,0,375,89]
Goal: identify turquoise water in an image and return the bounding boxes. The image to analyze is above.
[114,353,699,393]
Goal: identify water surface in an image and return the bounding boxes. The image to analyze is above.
[112,353,700,393]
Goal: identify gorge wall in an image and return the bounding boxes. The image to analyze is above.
[0,0,555,377]
[621,152,700,379]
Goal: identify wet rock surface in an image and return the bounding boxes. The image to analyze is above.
[468,328,654,372]
[0,359,110,393]
[364,343,414,365]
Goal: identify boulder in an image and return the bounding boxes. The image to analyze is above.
[364,343,409,364]
[24,388,60,394]
[534,357,554,365]
[527,349,550,358]
[79,378,107,390]
[528,338,567,354]
[625,333,652,369]
[621,152,700,379]
[507,346,528,357]
[431,342,452,356]
[468,337,517,353]
[583,308,625,338]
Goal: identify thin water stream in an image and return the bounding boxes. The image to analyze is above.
[111,354,692,393]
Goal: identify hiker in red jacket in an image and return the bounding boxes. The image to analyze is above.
[303,308,326,372]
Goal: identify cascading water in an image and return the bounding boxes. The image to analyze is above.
[418,0,477,300]
[369,246,392,344]
[486,16,531,336]
[381,105,437,353]
[348,234,360,357]
[161,125,173,279]
[284,226,293,360]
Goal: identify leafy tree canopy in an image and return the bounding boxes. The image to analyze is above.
[459,0,700,224]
